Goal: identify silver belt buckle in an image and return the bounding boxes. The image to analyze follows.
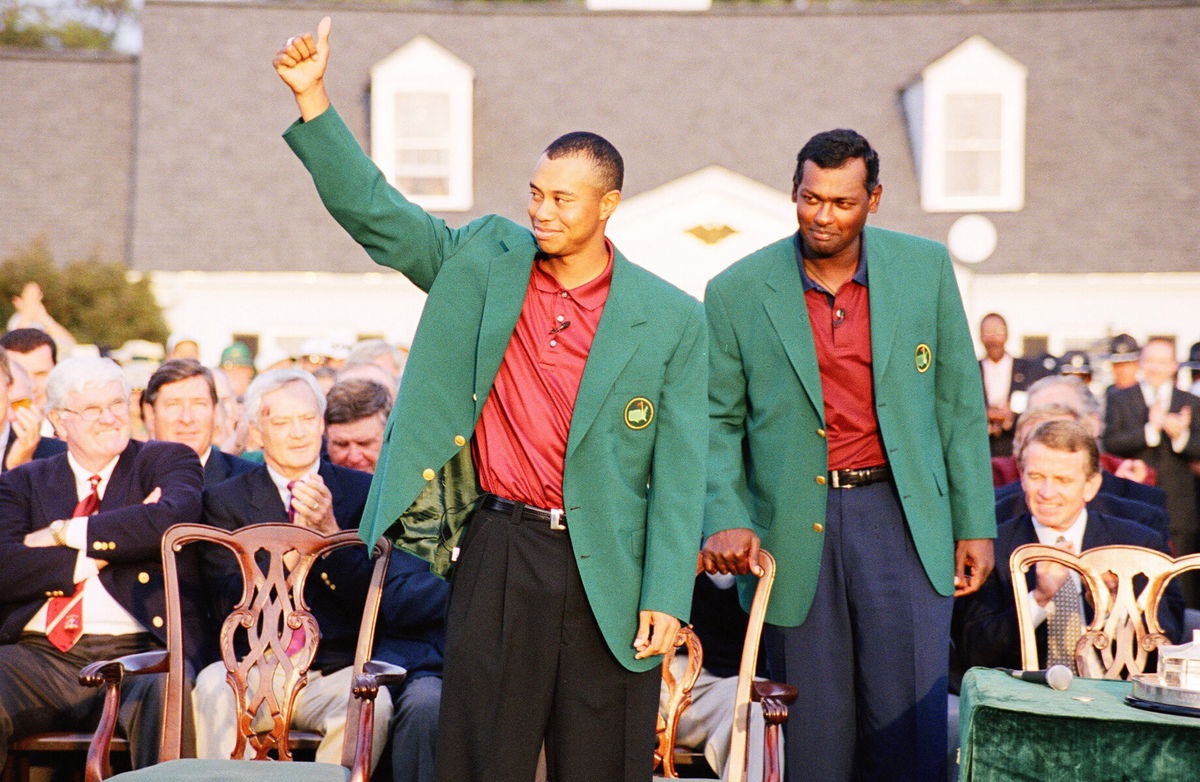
[549,508,566,530]
[830,470,841,489]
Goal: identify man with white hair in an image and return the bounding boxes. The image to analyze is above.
[195,369,447,776]
[0,356,204,769]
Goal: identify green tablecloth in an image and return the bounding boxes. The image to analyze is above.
[959,668,1200,781]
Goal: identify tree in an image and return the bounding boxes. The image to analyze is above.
[0,236,169,350]
[0,0,136,51]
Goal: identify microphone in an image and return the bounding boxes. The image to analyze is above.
[996,665,1073,691]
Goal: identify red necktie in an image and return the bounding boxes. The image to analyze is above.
[46,474,101,652]
[283,479,306,656]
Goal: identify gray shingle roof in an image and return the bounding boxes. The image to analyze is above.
[7,2,1199,275]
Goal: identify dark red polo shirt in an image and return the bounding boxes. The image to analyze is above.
[472,244,613,509]
[796,235,886,471]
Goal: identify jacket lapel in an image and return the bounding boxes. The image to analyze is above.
[864,228,899,382]
[43,454,79,523]
[474,242,536,417]
[566,251,648,460]
[761,246,824,420]
[99,441,137,511]
[250,468,287,525]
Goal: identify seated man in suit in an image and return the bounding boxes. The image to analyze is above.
[194,368,445,777]
[0,348,65,471]
[324,378,390,475]
[993,375,1164,507]
[0,356,204,768]
[954,419,1184,685]
[141,359,256,486]
[995,405,1171,546]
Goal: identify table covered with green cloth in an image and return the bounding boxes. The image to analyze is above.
[959,668,1200,781]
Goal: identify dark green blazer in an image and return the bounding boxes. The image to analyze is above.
[285,108,707,672]
[704,228,995,627]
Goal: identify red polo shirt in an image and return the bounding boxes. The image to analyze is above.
[472,244,614,509]
[797,235,886,471]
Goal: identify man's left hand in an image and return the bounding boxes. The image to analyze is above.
[633,610,681,660]
[954,538,994,596]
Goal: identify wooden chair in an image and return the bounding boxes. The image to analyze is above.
[1010,543,1200,679]
[78,522,404,781]
[655,550,796,782]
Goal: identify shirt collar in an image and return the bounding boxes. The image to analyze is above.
[531,240,614,312]
[266,461,320,499]
[66,451,121,499]
[793,231,869,293]
[1031,507,1088,552]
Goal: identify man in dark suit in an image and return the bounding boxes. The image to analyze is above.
[0,356,204,769]
[194,369,446,779]
[142,359,256,486]
[1104,338,1200,601]
[978,312,1045,458]
[0,347,64,472]
[955,419,1184,682]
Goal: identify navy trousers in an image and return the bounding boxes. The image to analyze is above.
[766,480,952,782]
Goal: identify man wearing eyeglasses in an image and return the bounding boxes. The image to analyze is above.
[0,356,204,770]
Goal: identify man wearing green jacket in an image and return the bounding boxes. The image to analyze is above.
[702,130,995,782]
[274,18,706,782]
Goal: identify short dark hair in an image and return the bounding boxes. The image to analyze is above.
[325,379,392,426]
[0,328,57,363]
[793,129,880,194]
[1022,419,1100,478]
[144,359,217,407]
[544,132,624,193]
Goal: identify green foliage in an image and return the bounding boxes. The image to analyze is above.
[0,236,169,350]
[0,0,135,51]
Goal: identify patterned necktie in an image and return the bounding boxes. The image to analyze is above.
[283,479,306,656]
[46,474,101,652]
[1045,536,1083,673]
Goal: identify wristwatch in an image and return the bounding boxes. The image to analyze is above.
[49,519,68,547]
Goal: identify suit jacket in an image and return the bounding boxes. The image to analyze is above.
[704,228,995,626]
[1103,385,1200,536]
[2,428,67,469]
[203,461,447,677]
[202,446,257,487]
[285,108,706,673]
[979,355,1044,456]
[952,511,1185,682]
[0,439,205,664]
[994,481,1171,545]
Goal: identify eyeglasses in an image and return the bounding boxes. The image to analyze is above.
[59,400,130,422]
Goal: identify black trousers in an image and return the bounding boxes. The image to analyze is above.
[435,502,660,782]
[0,632,169,769]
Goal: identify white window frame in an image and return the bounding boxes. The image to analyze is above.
[905,35,1027,213]
[370,36,474,212]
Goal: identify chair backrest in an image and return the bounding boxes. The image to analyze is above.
[656,550,776,782]
[157,522,392,766]
[1009,543,1200,679]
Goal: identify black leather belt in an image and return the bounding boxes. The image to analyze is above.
[482,495,567,530]
[828,463,891,489]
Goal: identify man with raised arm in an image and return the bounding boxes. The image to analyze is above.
[273,18,706,782]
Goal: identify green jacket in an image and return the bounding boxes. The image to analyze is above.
[704,228,995,627]
[285,108,707,671]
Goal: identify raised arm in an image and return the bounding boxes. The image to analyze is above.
[273,16,333,122]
